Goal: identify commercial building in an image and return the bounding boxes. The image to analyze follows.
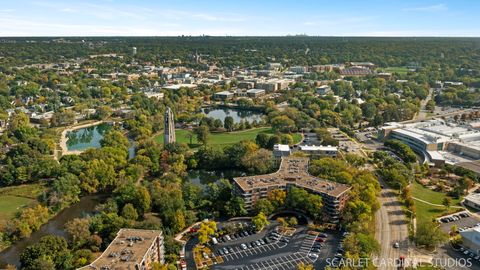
[79,229,165,270]
[460,227,480,255]
[464,193,480,210]
[246,88,266,98]
[340,67,373,76]
[255,81,278,92]
[316,85,332,95]
[298,145,338,157]
[348,62,376,70]
[273,144,291,159]
[379,119,480,167]
[233,157,351,223]
[212,91,234,100]
[266,62,282,70]
[289,66,307,74]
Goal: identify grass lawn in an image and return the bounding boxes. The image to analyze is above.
[0,183,47,224]
[154,127,302,149]
[0,183,47,199]
[0,195,35,221]
[382,67,409,75]
[411,181,462,223]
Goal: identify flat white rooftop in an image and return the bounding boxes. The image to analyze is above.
[274,144,291,151]
[299,145,338,151]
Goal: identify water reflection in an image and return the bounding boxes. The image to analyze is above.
[202,108,264,124]
[66,123,112,151]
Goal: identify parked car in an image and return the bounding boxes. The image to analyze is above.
[223,247,229,254]
[393,242,400,248]
[241,243,247,250]
[309,253,319,259]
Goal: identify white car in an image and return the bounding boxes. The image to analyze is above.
[393,242,400,248]
[241,244,247,250]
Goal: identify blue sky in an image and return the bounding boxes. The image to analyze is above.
[0,0,479,36]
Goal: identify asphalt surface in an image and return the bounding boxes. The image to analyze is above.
[208,226,341,270]
[375,178,410,270]
[435,244,480,270]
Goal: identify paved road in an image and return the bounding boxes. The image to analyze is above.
[415,88,434,120]
[375,178,410,270]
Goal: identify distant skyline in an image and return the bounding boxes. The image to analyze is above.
[0,0,479,37]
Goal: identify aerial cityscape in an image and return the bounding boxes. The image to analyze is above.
[0,1,479,270]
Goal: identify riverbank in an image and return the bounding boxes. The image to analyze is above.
[0,195,106,267]
[59,120,104,156]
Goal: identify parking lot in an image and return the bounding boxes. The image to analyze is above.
[211,226,341,270]
[438,211,480,233]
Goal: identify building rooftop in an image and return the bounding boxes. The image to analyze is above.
[233,157,350,198]
[392,128,451,145]
[214,91,234,95]
[246,88,265,93]
[299,145,338,151]
[340,67,373,76]
[81,229,163,270]
[274,144,291,152]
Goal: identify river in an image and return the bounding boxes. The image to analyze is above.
[0,195,106,267]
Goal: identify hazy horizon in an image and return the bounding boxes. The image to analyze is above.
[1,0,479,37]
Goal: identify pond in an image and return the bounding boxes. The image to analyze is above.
[65,123,136,157]
[202,108,264,124]
[66,122,112,152]
[0,195,106,267]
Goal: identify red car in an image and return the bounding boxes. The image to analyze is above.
[315,237,325,242]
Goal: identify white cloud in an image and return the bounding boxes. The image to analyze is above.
[402,4,447,12]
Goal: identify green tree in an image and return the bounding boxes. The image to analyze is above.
[194,125,210,145]
[255,133,270,148]
[225,196,248,217]
[224,116,235,131]
[442,197,452,211]
[288,217,298,227]
[121,203,139,221]
[254,199,275,215]
[271,115,296,132]
[252,212,269,231]
[268,189,286,209]
[415,221,448,249]
[65,218,91,248]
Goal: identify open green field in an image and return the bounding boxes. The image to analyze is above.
[155,127,302,149]
[0,195,35,221]
[382,66,409,75]
[411,181,462,223]
[0,183,46,223]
